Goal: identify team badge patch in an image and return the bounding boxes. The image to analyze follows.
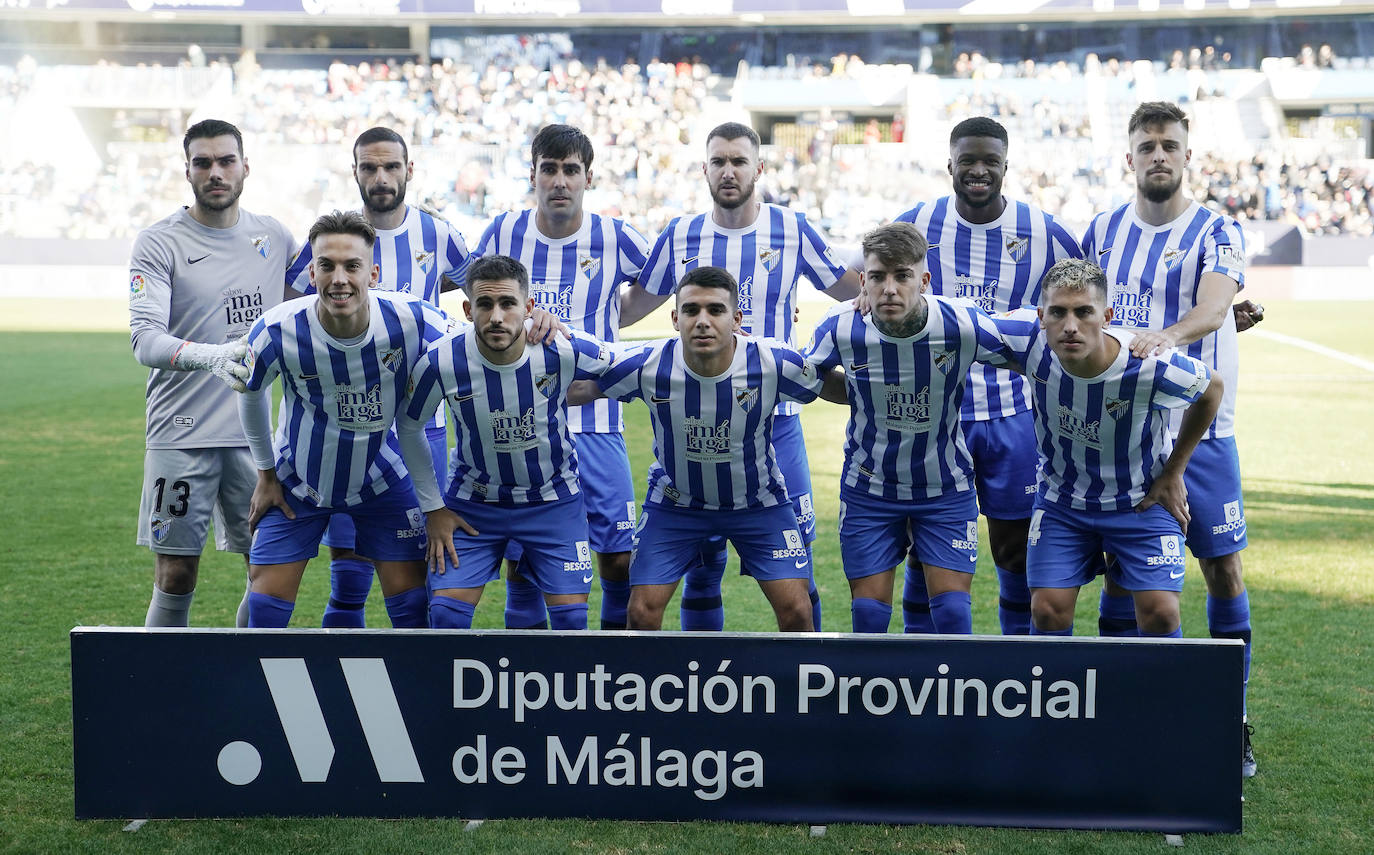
[381,348,404,373]
[759,248,781,272]
[1105,398,1129,420]
[415,250,435,274]
[1160,535,1182,557]
[535,374,556,396]
[251,234,271,259]
[150,515,172,543]
[933,350,957,375]
[735,386,759,412]
[578,255,601,280]
[1162,247,1188,271]
[129,273,148,300]
[1005,236,1030,262]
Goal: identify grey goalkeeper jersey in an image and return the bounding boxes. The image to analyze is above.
[129,207,297,449]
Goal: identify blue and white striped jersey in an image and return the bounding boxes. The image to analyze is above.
[598,335,824,511]
[804,296,1014,501]
[472,210,649,433]
[896,196,1081,423]
[638,204,848,416]
[1081,200,1245,439]
[242,291,450,508]
[994,309,1213,512]
[403,330,616,505]
[286,205,470,305]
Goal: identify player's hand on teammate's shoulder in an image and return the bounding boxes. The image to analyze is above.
[526,307,570,344]
[1233,299,1265,333]
[852,290,872,316]
[425,507,478,575]
[1127,330,1177,359]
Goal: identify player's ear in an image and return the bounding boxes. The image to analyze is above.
[670,308,680,331]
[921,270,931,291]
[370,264,380,286]
[733,308,744,330]
[1103,304,1115,324]
[947,157,953,177]
[529,166,536,187]
[1125,152,1134,172]
[406,160,414,181]
[1036,305,1046,327]
[585,168,594,189]
[242,157,250,178]
[463,299,474,321]
[1184,147,1191,165]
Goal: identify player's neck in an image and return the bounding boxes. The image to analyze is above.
[1062,333,1119,378]
[711,200,760,231]
[954,195,1006,225]
[189,202,239,230]
[316,301,370,341]
[536,206,583,240]
[873,295,928,338]
[683,336,737,378]
[477,336,526,366]
[1134,192,1190,227]
[365,204,407,232]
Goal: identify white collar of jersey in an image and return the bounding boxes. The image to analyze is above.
[368,205,414,238]
[945,194,1015,232]
[1127,198,1201,234]
[307,290,381,348]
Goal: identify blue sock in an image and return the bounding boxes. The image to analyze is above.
[807,569,823,631]
[680,539,728,631]
[504,566,547,629]
[1031,623,1073,636]
[850,597,892,633]
[430,595,475,629]
[996,566,1032,635]
[247,592,295,628]
[901,565,935,633]
[1208,591,1252,717]
[929,590,973,634]
[322,559,373,628]
[599,578,630,630]
[383,588,429,628]
[1141,626,1184,638]
[548,602,589,630]
[1098,590,1139,637]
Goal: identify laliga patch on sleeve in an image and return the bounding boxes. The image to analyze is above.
[1217,244,1245,270]
[129,272,149,301]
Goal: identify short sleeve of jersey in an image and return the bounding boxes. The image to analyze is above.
[796,215,848,291]
[1202,217,1246,290]
[598,343,650,402]
[1047,217,1084,263]
[416,300,453,348]
[638,224,680,297]
[966,303,1016,369]
[990,307,1041,366]
[569,330,617,380]
[404,347,447,425]
[616,219,651,281]
[771,341,825,405]
[439,218,470,286]
[801,304,846,371]
[285,237,314,294]
[1150,349,1212,411]
[1079,213,1104,259]
[243,315,282,392]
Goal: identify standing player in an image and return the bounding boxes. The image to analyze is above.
[1082,100,1257,776]
[284,127,470,628]
[129,118,296,627]
[591,267,841,632]
[623,121,861,631]
[472,125,650,631]
[892,117,1081,635]
[236,211,444,628]
[398,255,617,631]
[805,223,1015,633]
[992,259,1221,642]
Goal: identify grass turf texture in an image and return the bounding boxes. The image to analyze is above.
[0,300,1370,853]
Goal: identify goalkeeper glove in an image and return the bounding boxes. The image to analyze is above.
[172,339,250,392]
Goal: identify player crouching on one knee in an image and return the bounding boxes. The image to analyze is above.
[990,258,1222,637]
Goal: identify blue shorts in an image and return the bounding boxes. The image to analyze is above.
[324,427,447,551]
[1026,500,1187,593]
[839,486,980,579]
[433,494,593,597]
[773,413,816,544]
[963,410,1038,520]
[250,482,427,565]
[630,502,811,586]
[1182,436,1246,558]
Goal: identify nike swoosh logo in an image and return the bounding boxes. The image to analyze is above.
[299,373,318,380]
[582,574,594,584]
[681,255,698,265]
[452,393,476,403]
[1233,531,1245,541]
[794,559,808,569]
[849,362,868,372]
[1169,570,1185,579]
[187,254,210,264]
[650,395,671,404]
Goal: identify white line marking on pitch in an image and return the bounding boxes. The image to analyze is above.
[1250,329,1374,374]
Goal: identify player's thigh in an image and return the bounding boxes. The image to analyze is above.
[1100,504,1188,595]
[628,504,709,587]
[137,447,224,555]
[837,488,909,582]
[1025,504,1105,590]
[1182,436,1247,559]
[965,411,1038,522]
[771,414,817,543]
[906,489,981,581]
[212,447,258,554]
[510,495,595,599]
[248,493,330,584]
[575,432,637,555]
[729,505,813,582]
[425,498,505,595]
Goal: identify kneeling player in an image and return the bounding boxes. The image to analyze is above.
[237,211,447,627]
[399,255,617,630]
[993,258,1222,636]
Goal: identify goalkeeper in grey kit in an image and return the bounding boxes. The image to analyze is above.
[128,118,297,628]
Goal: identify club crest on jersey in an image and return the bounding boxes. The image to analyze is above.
[578,255,602,280]
[129,273,148,300]
[683,417,731,461]
[735,386,759,412]
[933,350,957,375]
[759,248,781,272]
[1162,247,1188,271]
[1005,236,1030,262]
[149,515,172,543]
[1105,398,1130,420]
[1055,405,1102,449]
[381,348,404,373]
[884,385,932,432]
[251,234,271,259]
[535,373,557,397]
[414,250,435,274]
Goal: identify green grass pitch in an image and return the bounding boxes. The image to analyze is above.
[0,300,1370,853]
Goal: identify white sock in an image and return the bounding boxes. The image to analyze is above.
[145,586,195,627]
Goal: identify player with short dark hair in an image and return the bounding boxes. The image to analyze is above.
[283,126,470,629]
[471,124,650,631]
[129,118,297,627]
[621,121,861,632]
[1082,100,1259,777]
[398,255,618,631]
[889,116,1082,636]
